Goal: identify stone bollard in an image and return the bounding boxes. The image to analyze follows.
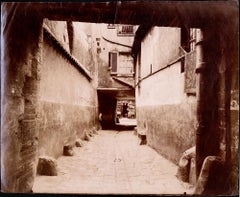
[139,135,147,145]
[137,130,147,145]
[63,144,74,156]
[194,156,224,195]
[176,146,196,183]
[37,156,58,176]
[133,127,138,135]
[189,157,196,185]
[92,127,99,135]
[83,130,91,141]
[88,130,94,137]
[75,138,84,147]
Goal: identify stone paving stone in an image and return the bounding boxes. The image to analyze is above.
[33,130,194,194]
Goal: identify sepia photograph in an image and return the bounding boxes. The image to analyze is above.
[1,1,239,195]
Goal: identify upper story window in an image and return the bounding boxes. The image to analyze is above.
[181,27,190,53]
[189,29,197,51]
[182,28,198,95]
[109,51,118,74]
[117,25,135,36]
[181,27,197,53]
[109,51,134,75]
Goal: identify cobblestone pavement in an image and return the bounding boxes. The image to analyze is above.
[32,130,194,194]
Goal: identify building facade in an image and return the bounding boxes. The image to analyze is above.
[93,23,136,129]
[133,26,198,164]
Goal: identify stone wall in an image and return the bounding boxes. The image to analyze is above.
[1,7,43,192]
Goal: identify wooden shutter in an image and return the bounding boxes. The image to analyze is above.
[109,52,118,73]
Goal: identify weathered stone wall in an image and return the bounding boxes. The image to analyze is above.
[1,5,43,192]
[136,27,197,164]
[137,104,196,164]
[38,102,96,158]
[38,22,97,158]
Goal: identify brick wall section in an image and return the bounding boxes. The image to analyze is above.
[1,5,43,192]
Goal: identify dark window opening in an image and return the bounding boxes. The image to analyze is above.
[97,48,101,54]
[109,52,118,73]
[181,27,190,53]
[67,21,74,54]
[181,58,185,73]
[150,64,153,74]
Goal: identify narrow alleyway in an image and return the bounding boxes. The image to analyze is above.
[32,130,194,194]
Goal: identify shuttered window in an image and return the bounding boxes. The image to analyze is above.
[109,52,118,73]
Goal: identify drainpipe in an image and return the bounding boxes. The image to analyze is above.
[220,23,235,189]
[195,23,235,193]
[195,24,230,180]
[195,27,220,178]
[217,51,232,192]
[195,28,206,178]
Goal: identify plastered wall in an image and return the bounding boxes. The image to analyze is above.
[38,20,98,158]
[136,27,197,163]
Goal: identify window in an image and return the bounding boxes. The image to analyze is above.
[184,50,196,95]
[181,27,190,53]
[181,28,198,95]
[181,27,198,53]
[67,21,74,54]
[189,29,197,51]
[109,52,118,73]
[96,38,101,54]
[117,25,135,36]
[181,57,185,73]
[109,51,134,75]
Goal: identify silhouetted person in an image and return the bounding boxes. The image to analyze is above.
[99,113,103,129]
[122,103,129,117]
